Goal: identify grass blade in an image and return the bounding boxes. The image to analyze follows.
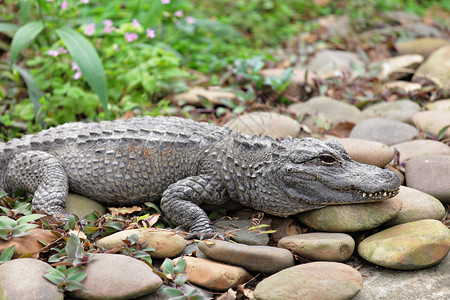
[0,22,20,33]
[10,21,44,67]
[55,26,109,118]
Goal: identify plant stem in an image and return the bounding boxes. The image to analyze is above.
[37,0,51,46]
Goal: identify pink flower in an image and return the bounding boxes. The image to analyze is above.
[46,0,54,2]
[48,50,59,57]
[186,16,196,24]
[80,0,89,4]
[174,10,183,17]
[146,28,155,38]
[132,19,141,28]
[113,44,119,52]
[58,47,68,54]
[84,23,95,36]
[125,32,139,42]
[161,0,170,4]
[71,62,82,80]
[61,1,68,9]
[103,19,113,27]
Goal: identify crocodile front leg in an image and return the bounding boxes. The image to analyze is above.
[161,175,228,239]
[4,151,71,222]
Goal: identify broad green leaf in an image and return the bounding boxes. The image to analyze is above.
[0,245,15,262]
[0,216,17,227]
[144,202,162,214]
[174,274,188,286]
[55,26,109,118]
[65,281,87,292]
[105,222,123,231]
[161,288,183,297]
[17,213,45,225]
[173,258,186,274]
[68,215,76,231]
[10,21,44,67]
[46,267,66,278]
[11,223,38,233]
[161,258,174,274]
[43,273,63,286]
[0,22,19,33]
[67,271,87,282]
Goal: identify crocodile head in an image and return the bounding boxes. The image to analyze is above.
[271,137,400,211]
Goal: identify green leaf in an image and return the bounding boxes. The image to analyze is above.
[55,26,109,118]
[0,216,17,228]
[65,281,87,292]
[0,245,15,262]
[144,202,162,214]
[437,125,450,140]
[68,215,76,231]
[161,258,174,274]
[17,213,45,225]
[0,22,20,33]
[174,274,189,286]
[46,267,66,279]
[12,223,37,233]
[66,271,87,283]
[10,21,44,67]
[161,287,183,297]
[173,258,186,274]
[105,222,123,231]
[43,273,63,286]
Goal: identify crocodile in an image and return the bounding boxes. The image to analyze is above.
[0,116,400,238]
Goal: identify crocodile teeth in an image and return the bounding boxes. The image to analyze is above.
[383,192,387,197]
[369,193,373,197]
[362,193,367,198]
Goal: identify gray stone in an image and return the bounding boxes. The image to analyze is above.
[349,118,419,145]
[95,228,186,258]
[375,55,424,81]
[331,138,395,167]
[354,255,450,300]
[395,38,450,57]
[384,186,446,227]
[405,155,450,204]
[198,239,295,274]
[0,258,63,300]
[362,100,421,124]
[65,193,106,218]
[288,96,365,133]
[383,81,422,93]
[172,87,236,106]
[358,219,450,270]
[225,111,300,138]
[297,197,402,232]
[307,50,365,77]
[412,110,450,140]
[68,253,163,299]
[424,99,450,111]
[393,139,450,162]
[278,232,355,262]
[253,262,363,300]
[215,218,269,246]
[413,45,450,97]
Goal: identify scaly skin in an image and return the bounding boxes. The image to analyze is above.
[0,116,400,238]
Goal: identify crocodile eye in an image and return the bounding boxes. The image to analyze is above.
[318,155,337,165]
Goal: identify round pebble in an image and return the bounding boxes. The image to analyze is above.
[65,193,107,218]
[331,138,395,167]
[172,86,236,106]
[288,96,365,132]
[253,262,363,300]
[0,228,57,258]
[349,118,419,145]
[297,197,402,232]
[68,253,163,299]
[225,111,300,138]
[424,98,450,111]
[392,139,450,162]
[383,186,446,227]
[0,258,63,300]
[198,239,294,274]
[358,219,450,270]
[362,100,421,123]
[405,155,450,203]
[395,38,450,57]
[412,110,450,140]
[174,256,252,291]
[278,232,355,262]
[95,228,186,258]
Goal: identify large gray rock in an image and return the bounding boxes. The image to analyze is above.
[412,110,450,140]
[362,100,421,124]
[384,186,446,227]
[0,258,63,300]
[198,240,295,274]
[253,262,363,300]
[288,96,365,132]
[393,139,450,162]
[278,232,355,262]
[358,219,450,270]
[405,154,450,204]
[297,197,402,232]
[68,253,163,299]
[395,38,450,57]
[96,228,186,259]
[354,255,450,299]
[307,50,364,77]
[349,118,419,145]
[413,45,450,97]
[225,111,301,138]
